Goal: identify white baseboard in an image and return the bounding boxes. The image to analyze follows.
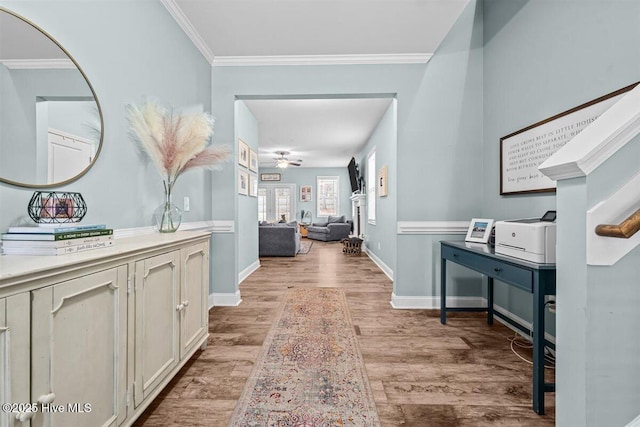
[390,294,485,309]
[208,290,242,308]
[388,294,557,343]
[492,304,556,345]
[239,260,260,284]
[364,247,394,281]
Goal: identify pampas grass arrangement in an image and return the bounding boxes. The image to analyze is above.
[127,100,230,231]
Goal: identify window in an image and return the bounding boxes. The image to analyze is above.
[367,149,376,223]
[258,184,296,222]
[316,176,339,217]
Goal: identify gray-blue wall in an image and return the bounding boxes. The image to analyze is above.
[210,0,485,301]
[396,0,484,298]
[357,100,397,276]
[236,100,259,276]
[259,167,353,225]
[483,1,640,425]
[0,1,213,233]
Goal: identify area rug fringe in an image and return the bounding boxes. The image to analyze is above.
[229,288,380,426]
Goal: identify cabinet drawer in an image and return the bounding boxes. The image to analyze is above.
[443,246,533,292]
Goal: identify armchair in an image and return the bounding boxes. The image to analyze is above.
[306,215,353,242]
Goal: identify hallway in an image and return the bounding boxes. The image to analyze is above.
[136,241,555,426]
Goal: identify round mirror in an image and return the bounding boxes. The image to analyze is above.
[0,7,103,188]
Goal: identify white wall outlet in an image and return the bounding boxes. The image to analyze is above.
[378,242,381,250]
[183,196,190,212]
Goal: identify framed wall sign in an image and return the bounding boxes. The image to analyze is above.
[500,82,638,195]
[238,139,249,168]
[261,173,280,181]
[465,218,494,243]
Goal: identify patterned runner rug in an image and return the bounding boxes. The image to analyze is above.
[229,288,380,426]
[298,240,313,254]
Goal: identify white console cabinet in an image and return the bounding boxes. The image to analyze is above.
[0,231,211,427]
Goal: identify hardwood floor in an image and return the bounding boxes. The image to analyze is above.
[135,240,556,426]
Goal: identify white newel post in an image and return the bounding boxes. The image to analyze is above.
[350,193,366,237]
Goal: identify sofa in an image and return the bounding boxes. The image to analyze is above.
[306,216,353,241]
[259,221,301,256]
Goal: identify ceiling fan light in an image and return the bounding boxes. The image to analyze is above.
[276,159,288,168]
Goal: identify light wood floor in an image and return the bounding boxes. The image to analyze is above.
[135,240,556,426]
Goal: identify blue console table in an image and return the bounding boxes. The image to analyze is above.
[440,240,556,415]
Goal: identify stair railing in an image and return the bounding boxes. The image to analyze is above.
[595,207,640,238]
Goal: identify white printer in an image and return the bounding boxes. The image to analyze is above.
[494,211,557,264]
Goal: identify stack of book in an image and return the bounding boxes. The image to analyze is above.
[1,223,114,256]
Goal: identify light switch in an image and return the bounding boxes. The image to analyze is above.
[183,196,190,212]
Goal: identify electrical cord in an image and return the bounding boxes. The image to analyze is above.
[508,332,556,370]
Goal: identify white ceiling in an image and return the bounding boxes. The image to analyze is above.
[163,0,470,167]
[172,0,470,59]
[244,97,393,168]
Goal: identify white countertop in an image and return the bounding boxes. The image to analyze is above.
[0,230,212,284]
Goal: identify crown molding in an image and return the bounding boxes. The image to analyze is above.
[0,59,75,69]
[539,84,640,181]
[160,0,215,65]
[213,53,433,67]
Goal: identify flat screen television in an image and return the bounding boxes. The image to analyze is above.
[347,157,359,193]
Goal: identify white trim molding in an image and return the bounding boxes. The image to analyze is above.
[0,59,75,69]
[397,221,470,235]
[388,296,557,344]
[213,53,433,67]
[114,220,234,239]
[208,291,242,308]
[586,170,640,265]
[390,295,484,309]
[160,0,215,65]
[493,304,556,346]
[539,83,640,181]
[365,247,393,281]
[239,260,260,283]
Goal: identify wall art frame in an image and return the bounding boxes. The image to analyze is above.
[300,185,312,202]
[249,175,258,197]
[239,170,249,195]
[249,149,258,172]
[238,139,249,168]
[500,82,638,195]
[378,165,388,197]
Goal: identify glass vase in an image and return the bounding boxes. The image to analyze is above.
[153,183,182,233]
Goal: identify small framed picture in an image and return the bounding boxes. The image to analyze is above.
[249,149,258,172]
[41,196,74,219]
[378,165,388,197]
[239,170,249,195]
[238,139,249,168]
[249,175,258,197]
[300,185,312,202]
[261,173,280,181]
[465,218,494,243]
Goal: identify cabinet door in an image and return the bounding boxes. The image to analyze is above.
[0,294,30,427]
[179,241,209,359]
[31,266,127,427]
[134,251,180,407]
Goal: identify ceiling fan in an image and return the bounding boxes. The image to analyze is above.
[271,151,302,168]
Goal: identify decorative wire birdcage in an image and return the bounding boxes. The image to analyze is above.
[27,191,87,224]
